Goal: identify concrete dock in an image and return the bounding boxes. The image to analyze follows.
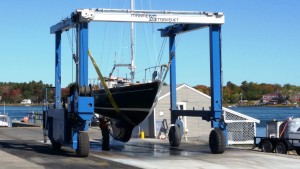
[0,127,300,169]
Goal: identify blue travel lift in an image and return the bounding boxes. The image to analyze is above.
[160,24,226,154]
[44,9,225,157]
[43,22,94,157]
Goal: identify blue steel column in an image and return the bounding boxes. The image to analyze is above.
[78,22,89,87]
[209,25,223,128]
[55,31,62,109]
[72,22,89,150]
[169,35,177,124]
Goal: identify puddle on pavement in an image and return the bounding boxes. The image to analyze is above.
[90,140,202,157]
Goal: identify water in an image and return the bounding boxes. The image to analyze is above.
[229,106,300,137]
[0,105,44,125]
[1,105,300,136]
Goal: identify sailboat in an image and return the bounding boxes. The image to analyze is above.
[0,102,9,127]
[92,1,165,142]
[0,115,9,127]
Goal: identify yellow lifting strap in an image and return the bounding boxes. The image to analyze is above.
[88,50,135,126]
[88,49,120,113]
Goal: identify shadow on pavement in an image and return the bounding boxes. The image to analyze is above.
[0,140,77,158]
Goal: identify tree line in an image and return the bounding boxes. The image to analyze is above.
[1,80,300,104]
[0,81,53,104]
[194,81,300,104]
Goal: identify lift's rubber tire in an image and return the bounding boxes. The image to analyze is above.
[76,132,90,157]
[168,125,181,147]
[261,140,273,153]
[275,142,287,154]
[51,140,62,150]
[209,129,226,154]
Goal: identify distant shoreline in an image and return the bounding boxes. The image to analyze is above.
[2,103,297,108]
[223,102,298,108]
[227,104,298,108]
[0,104,43,107]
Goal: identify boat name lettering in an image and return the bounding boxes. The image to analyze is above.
[153,17,179,22]
[131,14,179,22]
[131,13,155,18]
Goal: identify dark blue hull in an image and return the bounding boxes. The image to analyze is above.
[93,81,161,142]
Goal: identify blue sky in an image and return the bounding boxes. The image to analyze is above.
[0,0,299,87]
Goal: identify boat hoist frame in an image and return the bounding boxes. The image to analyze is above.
[47,8,225,156]
[160,24,226,153]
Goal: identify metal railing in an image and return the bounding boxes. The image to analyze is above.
[26,112,43,124]
[223,107,260,145]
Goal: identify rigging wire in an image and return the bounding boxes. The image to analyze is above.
[158,35,181,67]
[175,35,181,48]
[151,25,158,64]
[66,32,73,54]
[100,23,107,69]
[156,37,167,67]
[114,0,127,75]
[66,28,76,83]
[150,34,180,82]
[148,0,158,64]
[66,31,73,83]
[139,0,157,68]
[98,0,115,76]
[148,0,153,10]
[73,28,76,83]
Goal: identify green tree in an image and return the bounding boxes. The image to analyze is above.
[223,81,241,103]
[0,81,52,104]
[194,85,210,96]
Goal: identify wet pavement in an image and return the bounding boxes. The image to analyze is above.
[0,127,139,169]
[1,127,300,169]
[91,138,300,169]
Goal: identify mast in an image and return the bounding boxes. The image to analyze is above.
[109,0,135,83]
[130,0,135,83]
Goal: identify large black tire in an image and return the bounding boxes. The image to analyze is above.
[168,125,181,147]
[51,140,62,150]
[296,148,300,155]
[261,140,273,153]
[209,129,226,154]
[76,132,90,157]
[275,142,287,154]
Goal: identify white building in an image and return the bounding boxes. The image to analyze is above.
[20,99,32,104]
[132,84,260,144]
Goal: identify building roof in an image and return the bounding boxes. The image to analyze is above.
[158,83,210,101]
[157,83,260,123]
[262,91,281,96]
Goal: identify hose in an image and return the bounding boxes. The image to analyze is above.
[279,118,291,138]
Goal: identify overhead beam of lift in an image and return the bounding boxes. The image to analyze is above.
[50,8,224,34]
